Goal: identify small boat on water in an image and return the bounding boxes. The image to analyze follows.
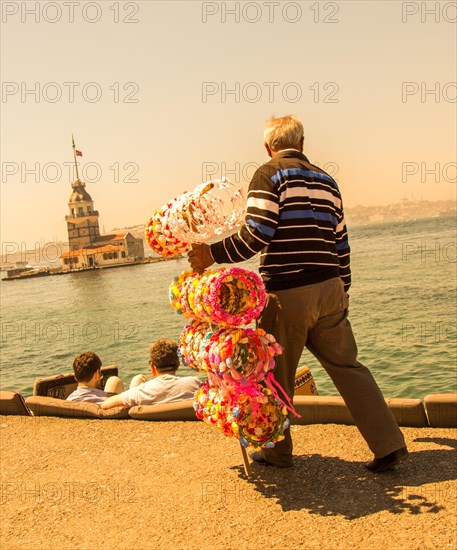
[2,262,50,281]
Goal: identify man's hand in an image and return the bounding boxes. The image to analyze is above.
[188,243,214,274]
[100,394,127,410]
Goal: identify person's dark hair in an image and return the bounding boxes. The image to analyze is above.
[73,351,102,382]
[149,339,180,373]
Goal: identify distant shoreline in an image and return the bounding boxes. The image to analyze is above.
[1,256,182,281]
[345,199,455,227]
[1,204,455,269]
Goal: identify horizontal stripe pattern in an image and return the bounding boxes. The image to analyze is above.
[211,150,351,292]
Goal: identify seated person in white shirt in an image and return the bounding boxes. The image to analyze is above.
[101,338,201,410]
[66,351,124,404]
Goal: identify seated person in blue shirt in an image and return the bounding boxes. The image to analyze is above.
[101,338,201,410]
[66,351,124,404]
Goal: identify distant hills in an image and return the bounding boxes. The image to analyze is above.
[344,199,456,227]
[1,199,455,268]
[116,199,456,237]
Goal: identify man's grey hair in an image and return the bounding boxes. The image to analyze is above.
[264,115,304,151]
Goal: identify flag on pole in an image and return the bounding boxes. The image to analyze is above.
[75,150,83,157]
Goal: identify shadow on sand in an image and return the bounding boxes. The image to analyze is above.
[231,437,457,519]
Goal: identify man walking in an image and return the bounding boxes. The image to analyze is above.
[189,115,408,472]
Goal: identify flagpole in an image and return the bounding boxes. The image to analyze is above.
[72,133,80,182]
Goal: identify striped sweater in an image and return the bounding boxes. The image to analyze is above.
[210,149,351,292]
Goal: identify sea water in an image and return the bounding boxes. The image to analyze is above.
[1,215,455,398]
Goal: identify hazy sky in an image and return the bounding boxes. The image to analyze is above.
[1,0,456,248]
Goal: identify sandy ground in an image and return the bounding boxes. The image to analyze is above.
[0,417,456,550]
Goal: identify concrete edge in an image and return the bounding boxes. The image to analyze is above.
[424,393,457,428]
[1,391,456,427]
[291,395,457,428]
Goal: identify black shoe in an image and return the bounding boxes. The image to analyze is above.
[365,447,409,473]
[249,450,293,468]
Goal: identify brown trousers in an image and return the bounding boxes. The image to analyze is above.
[257,277,406,465]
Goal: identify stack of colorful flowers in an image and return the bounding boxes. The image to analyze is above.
[171,267,291,449]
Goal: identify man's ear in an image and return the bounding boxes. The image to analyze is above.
[299,136,304,151]
[264,142,273,158]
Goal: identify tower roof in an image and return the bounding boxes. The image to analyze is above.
[69,179,93,203]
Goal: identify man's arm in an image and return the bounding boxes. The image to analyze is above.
[101,393,127,409]
[210,167,279,264]
[189,167,279,272]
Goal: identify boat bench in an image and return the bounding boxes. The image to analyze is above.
[32,365,119,399]
[1,368,456,427]
[21,394,457,427]
[0,390,33,416]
